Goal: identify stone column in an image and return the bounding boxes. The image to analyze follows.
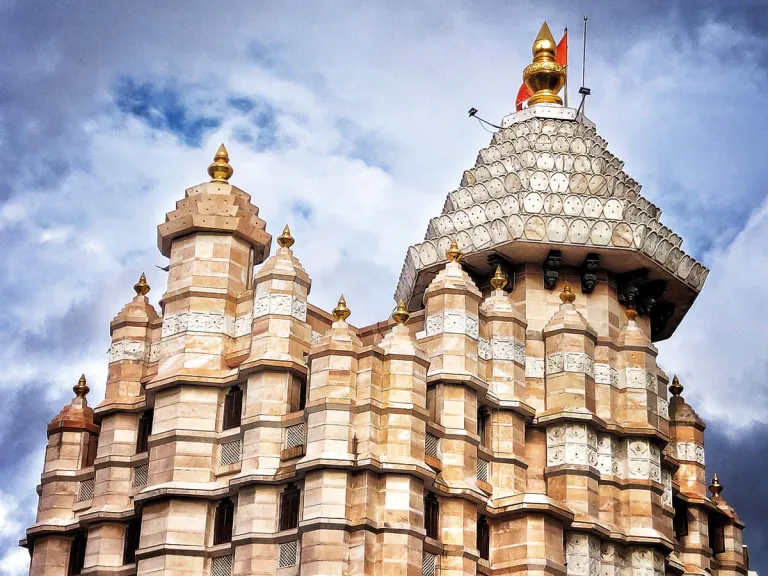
[418,241,483,576]
[298,296,360,574]
[234,226,312,575]
[29,377,99,576]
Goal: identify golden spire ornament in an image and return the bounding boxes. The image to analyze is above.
[625,307,639,321]
[333,295,351,322]
[490,265,508,291]
[669,375,684,397]
[392,300,410,325]
[207,144,234,182]
[277,225,295,249]
[445,239,464,263]
[559,282,575,304]
[523,22,566,107]
[709,473,723,500]
[133,272,150,296]
[73,374,90,398]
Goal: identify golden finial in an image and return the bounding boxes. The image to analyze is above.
[709,473,723,499]
[445,239,464,263]
[669,375,684,397]
[133,272,150,296]
[277,225,295,249]
[625,307,639,321]
[392,300,410,325]
[333,295,351,322]
[490,265,508,291]
[522,22,566,107]
[207,143,234,182]
[559,282,575,304]
[73,374,90,398]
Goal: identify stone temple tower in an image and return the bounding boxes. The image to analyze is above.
[23,22,753,576]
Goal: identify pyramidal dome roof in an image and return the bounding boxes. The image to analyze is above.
[395,104,708,340]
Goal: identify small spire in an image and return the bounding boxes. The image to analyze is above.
[559,282,575,304]
[709,473,723,499]
[625,306,639,321]
[207,143,234,182]
[522,21,566,107]
[392,300,410,325]
[73,374,90,398]
[277,224,295,249]
[445,239,464,263]
[133,272,150,296]
[333,295,351,322]
[490,265,508,291]
[669,375,684,397]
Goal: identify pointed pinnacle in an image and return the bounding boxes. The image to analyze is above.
[445,239,464,263]
[73,374,90,398]
[133,272,150,296]
[277,224,295,249]
[490,265,508,291]
[207,143,234,182]
[559,283,575,304]
[333,295,351,322]
[392,300,410,326]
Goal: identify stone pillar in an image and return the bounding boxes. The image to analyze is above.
[418,242,483,576]
[234,226,312,574]
[543,284,600,522]
[298,296,360,574]
[28,377,99,576]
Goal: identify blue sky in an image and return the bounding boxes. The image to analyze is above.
[1,0,768,572]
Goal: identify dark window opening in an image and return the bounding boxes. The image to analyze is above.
[67,531,87,576]
[213,498,235,545]
[288,375,307,413]
[672,500,688,541]
[123,517,142,565]
[425,492,440,540]
[222,386,243,430]
[279,483,301,531]
[477,407,490,448]
[246,248,255,290]
[135,410,153,454]
[82,434,98,468]
[709,514,726,555]
[477,514,490,561]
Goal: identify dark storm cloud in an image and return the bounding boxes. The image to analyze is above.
[706,420,768,568]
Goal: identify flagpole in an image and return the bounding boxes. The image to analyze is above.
[582,16,588,115]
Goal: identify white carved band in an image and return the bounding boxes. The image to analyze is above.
[525,357,544,378]
[594,363,619,387]
[657,397,669,420]
[109,340,149,363]
[161,311,228,338]
[661,469,673,507]
[254,293,307,322]
[478,337,525,363]
[311,330,322,346]
[671,441,705,465]
[627,439,661,482]
[546,423,598,469]
[546,352,594,377]
[565,532,601,576]
[425,311,479,340]
[234,313,253,338]
[624,367,658,392]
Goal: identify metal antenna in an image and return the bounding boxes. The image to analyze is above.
[577,15,591,118]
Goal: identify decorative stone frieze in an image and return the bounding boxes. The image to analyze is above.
[161,311,228,338]
[109,340,149,363]
[253,293,307,322]
[424,311,479,339]
[546,423,598,469]
[565,532,601,576]
[670,441,706,465]
[626,439,661,482]
[525,357,545,378]
[594,363,619,387]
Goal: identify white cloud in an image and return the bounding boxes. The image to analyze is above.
[0,548,29,576]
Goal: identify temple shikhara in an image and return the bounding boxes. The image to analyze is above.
[23,22,753,576]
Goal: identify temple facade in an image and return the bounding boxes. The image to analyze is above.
[23,22,752,576]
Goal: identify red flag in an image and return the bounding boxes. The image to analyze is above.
[516,29,568,111]
[556,29,567,66]
[515,83,533,111]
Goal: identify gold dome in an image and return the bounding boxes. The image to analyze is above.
[523,22,566,107]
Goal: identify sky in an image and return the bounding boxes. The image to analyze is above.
[1,0,767,572]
